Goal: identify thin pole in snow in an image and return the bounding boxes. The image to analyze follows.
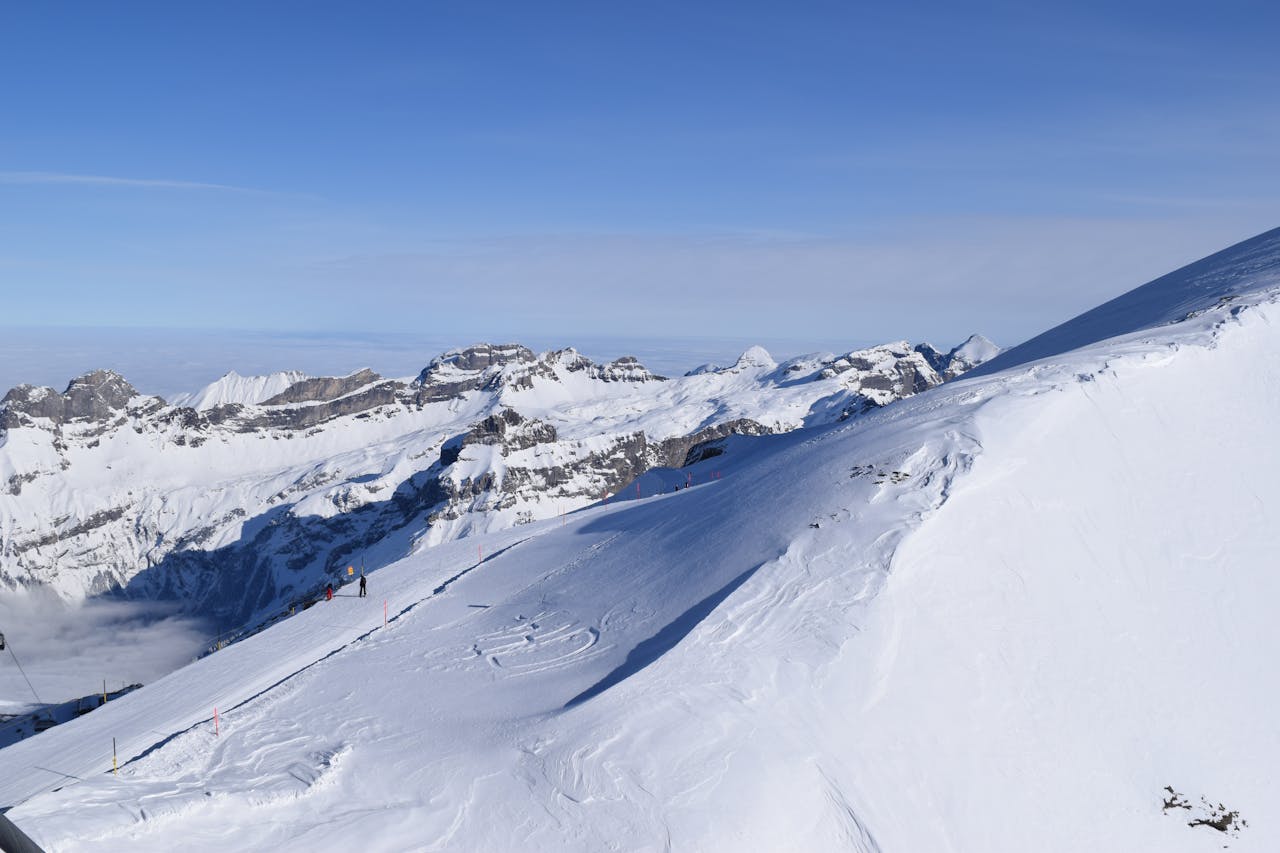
[214,707,219,737]
[384,600,387,627]
[112,737,117,775]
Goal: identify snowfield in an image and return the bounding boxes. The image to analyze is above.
[2,227,1279,851]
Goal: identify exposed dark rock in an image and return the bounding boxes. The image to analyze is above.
[1,385,64,428]
[913,343,949,374]
[438,343,536,374]
[3,471,39,496]
[412,344,538,403]
[63,370,140,420]
[244,380,406,431]
[261,368,383,406]
[461,408,558,451]
[652,418,775,469]
[1,370,141,428]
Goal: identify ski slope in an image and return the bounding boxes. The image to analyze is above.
[2,228,1279,851]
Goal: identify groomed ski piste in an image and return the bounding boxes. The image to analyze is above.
[2,227,1280,851]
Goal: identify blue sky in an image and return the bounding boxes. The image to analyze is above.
[3,0,1280,388]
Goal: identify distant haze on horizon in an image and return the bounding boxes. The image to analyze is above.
[3,3,1279,369]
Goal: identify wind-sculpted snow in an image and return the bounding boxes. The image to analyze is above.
[1,231,1280,850]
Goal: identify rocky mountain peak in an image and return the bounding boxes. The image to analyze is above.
[1,369,141,428]
[422,343,537,378]
[62,369,140,419]
[413,344,540,403]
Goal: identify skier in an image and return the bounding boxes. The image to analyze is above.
[325,583,334,602]
[359,574,367,598]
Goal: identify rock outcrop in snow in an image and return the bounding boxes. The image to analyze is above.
[914,333,1001,380]
[0,370,150,429]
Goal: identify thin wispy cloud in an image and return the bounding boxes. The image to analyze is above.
[0,170,280,195]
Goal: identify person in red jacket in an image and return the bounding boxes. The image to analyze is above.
[325,583,334,601]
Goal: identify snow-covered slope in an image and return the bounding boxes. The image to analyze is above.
[1,229,1277,851]
[0,339,984,629]
[169,370,309,411]
[969,225,1280,377]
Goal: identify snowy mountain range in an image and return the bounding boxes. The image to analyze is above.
[2,226,1280,852]
[0,336,995,629]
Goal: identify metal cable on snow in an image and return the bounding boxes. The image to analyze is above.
[7,644,43,706]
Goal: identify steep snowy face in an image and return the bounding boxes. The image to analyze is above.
[3,232,1279,852]
[0,337,979,627]
[169,371,308,411]
[946,333,1000,374]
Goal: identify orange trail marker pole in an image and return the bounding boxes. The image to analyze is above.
[214,707,219,737]
[112,737,118,775]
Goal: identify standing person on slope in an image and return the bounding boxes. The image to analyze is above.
[359,574,367,598]
[325,582,334,601]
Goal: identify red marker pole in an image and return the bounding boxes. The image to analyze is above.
[214,707,219,737]
[636,482,641,498]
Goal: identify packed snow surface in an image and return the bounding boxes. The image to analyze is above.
[2,228,1279,851]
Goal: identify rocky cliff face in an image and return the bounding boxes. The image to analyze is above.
[0,369,149,429]
[0,338,995,629]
